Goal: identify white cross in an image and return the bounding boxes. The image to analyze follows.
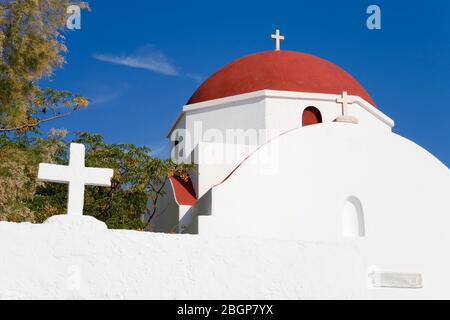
[336,91,354,116]
[38,143,114,216]
[271,29,285,51]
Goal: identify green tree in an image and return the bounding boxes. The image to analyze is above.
[0,0,89,132]
[0,130,65,221]
[0,0,88,219]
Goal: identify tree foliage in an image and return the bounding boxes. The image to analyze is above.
[0,0,89,132]
[0,0,88,221]
[0,130,64,221]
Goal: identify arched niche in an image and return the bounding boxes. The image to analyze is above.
[342,196,366,238]
[302,106,323,127]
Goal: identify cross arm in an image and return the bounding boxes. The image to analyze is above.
[83,168,114,187]
[37,163,72,184]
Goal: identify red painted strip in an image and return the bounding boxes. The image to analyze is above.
[170,175,197,206]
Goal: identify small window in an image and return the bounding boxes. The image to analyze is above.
[302,107,323,127]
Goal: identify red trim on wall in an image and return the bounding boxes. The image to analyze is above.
[170,176,197,206]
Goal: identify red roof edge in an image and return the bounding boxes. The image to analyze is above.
[169,175,197,206]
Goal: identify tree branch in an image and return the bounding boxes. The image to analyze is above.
[0,108,79,133]
[144,176,169,229]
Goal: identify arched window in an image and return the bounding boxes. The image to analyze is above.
[342,196,366,238]
[302,107,323,127]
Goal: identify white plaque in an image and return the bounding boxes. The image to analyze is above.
[370,272,423,289]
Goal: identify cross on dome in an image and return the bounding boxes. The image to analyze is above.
[271,29,285,51]
[37,143,114,216]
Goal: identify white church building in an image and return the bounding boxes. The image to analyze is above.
[151,32,450,296]
[2,31,450,300]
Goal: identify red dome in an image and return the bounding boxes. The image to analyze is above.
[188,51,376,107]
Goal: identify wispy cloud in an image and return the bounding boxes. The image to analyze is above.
[186,73,203,84]
[85,83,129,108]
[93,45,178,76]
[90,90,123,106]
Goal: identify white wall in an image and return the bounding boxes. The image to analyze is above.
[190,123,450,299]
[264,91,393,136]
[193,142,258,198]
[265,97,340,135]
[168,90,394,199]
[169,116,186,161]
[179,96,267,162]
[0,216,368,300]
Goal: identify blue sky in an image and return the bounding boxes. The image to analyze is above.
[42,0,449,165]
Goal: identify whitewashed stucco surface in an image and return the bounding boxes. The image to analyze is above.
[0,216,368,300]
